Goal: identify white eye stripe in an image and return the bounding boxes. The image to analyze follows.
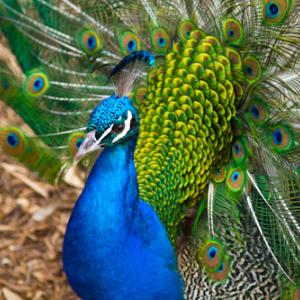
[96,124,114,145]
[112,110,133,143]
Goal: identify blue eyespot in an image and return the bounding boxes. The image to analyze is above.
[208,246,218,259]
[231,171,239,182]
[6,133,19,147]
[158,37,166,47]
[245,66,253,75]
[217,262,224,273]
[228,29,235,37]
[251,105,260,118]
[76,138,84,149]
[87,36,97,49]
[127,40,137,52]
[33,77,44,92]
[273,129,282,145]
[266,2,279,18]
[186,31,191,37]
[234,143,240,154]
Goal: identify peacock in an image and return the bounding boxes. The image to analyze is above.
[0,0,299,299]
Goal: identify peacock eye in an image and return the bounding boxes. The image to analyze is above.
[112,123,125,134]
[95,131,101,140]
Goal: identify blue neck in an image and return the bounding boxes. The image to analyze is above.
[63,137,183,300]
[80,138,138,232]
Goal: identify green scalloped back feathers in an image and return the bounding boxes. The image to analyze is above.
[135,30,237,240]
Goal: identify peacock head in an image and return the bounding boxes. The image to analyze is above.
[75,51,154,162]
[75,95,139,162]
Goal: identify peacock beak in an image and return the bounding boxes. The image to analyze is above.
[74,125,113,164]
